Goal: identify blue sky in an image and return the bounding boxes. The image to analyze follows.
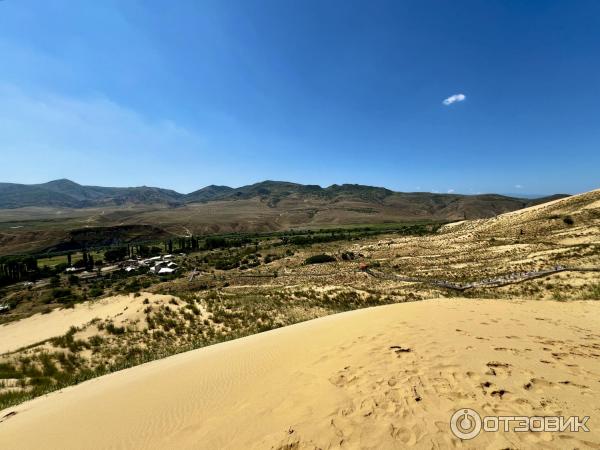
[1,0,599,195]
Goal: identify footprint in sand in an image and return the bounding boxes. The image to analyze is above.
[558,380,591,390]
[490,389,509,399]
[525,378,559,393]
[493,347,522,355]
[329,367,359,387]
[485,361,511,377]
[465,371,481,381]
[480,380,493,391]
[389,424,418,445]
[389,345,412,354]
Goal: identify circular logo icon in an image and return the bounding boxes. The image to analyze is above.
[450,408,482,440]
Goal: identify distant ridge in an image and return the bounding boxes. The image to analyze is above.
[0,179,569,210]
[0,179,182,208]
[185,185,234,203]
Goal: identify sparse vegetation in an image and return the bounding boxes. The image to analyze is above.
[0,189,598,411]
[585,283,600,300]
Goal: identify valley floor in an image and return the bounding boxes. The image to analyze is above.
[1,298,599,449]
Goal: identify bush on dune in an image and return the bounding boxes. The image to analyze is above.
[304,254,336,265]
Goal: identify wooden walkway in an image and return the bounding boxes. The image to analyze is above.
[366,267,600,292]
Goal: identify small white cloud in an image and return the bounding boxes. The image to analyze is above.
[442,93,466,106]
[447,189,455,193]
[515,184,523,189]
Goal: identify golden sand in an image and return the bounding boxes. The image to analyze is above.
[1,298,599,449]
[0,293,176,354]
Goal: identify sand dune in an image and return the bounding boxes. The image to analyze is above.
[1,298,599,449]
[439,187,600,238]
[0,293,175,354]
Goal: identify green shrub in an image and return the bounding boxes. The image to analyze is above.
[341,251,355,260]
[88,335,104,347]
[264,254,281,264]
[51,327,89,352]
[586,284,600,300]
[214,258,240,270]
[304,254,336,265]
[89,287,103,298]
[50,276,61,288]
[51,287,72,300]
[0,362,21,379]
[105,323,125,335]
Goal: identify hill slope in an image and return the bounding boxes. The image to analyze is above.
[440,187,600,244]
[1,299,598,449]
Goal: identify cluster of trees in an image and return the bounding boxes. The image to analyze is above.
[103,244,162,263]
[278,224,439,247]
[281,233,350,246]
[100,235,256,264]
[160,236,250,253]
[204,236,252,250]
[0,255,40,286]
[104,247,129,263]
[172,237,200,251]
[394,223,441,236]
[68,249,95,270]
[137,245,162,258]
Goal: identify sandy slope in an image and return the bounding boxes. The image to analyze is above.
[1,298,599,449]
[439,187,600,237]
[0,293,175,354]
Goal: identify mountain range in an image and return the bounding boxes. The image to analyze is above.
[0,179,571,256]
[0,179,566,211]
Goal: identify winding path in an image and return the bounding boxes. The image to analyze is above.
[366,266,600,291]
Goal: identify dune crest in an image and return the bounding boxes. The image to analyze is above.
[1,298,599,449]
